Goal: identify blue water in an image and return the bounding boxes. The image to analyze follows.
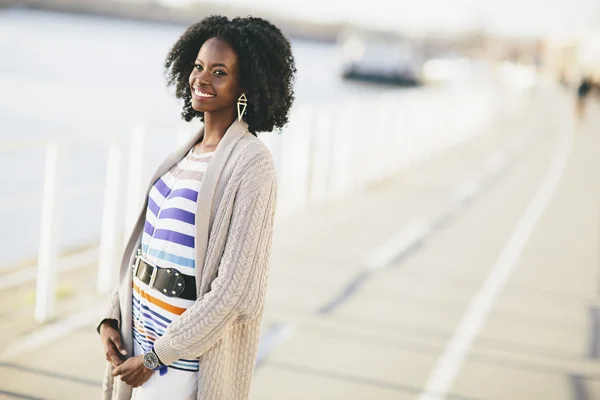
[0,9,400,266]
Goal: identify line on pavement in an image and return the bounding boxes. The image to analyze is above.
[569,374,590,400]
[0,247,99,291]
[318,270,372,315]
[2,307,103,359]
[0,390,44,400]
[265,360,485,400]
[0,362,100,387]
[315,132,534,315]
[255,322,296,368]
[297,319,600,380]
[588,306,600,359]
[468,353,600,381]
[419,111,574,400]
[366,219,432,271]
[430,209,457,232]
[388,235,426,266]
[317,219,433,315]
[315,156,507,314]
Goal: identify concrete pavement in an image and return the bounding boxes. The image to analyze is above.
[1,83,599,399]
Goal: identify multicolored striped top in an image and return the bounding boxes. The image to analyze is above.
[132,149,213,372]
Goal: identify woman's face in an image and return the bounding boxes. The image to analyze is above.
[189,37,242,114]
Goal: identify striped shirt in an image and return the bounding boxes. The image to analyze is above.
[132,149,213,372]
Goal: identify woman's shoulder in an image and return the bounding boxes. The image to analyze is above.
[233,134,275,170]
[225,134,276,187]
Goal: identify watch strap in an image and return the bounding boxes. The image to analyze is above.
[151,347,165,367]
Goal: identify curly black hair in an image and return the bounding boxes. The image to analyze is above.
[165,15,296,134]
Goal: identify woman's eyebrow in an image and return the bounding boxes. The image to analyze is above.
[211,63,229,69]
[195,59,230,68]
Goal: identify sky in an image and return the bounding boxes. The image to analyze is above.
[162,0,600,38]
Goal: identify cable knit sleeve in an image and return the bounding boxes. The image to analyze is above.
[96,286,121,333]
[153,153,277,365]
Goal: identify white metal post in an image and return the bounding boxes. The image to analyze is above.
[308,109,333,205]
[288,106,313,213]
[35,144,64,323]
[97,143,123,295]
[123,124,146,245]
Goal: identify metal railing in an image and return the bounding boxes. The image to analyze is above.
[0,78,529,323]
[0,132,141,322]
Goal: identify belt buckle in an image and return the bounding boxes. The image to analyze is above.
[134,250,158,289]
[148,263,158,289]
[133,249,142,277]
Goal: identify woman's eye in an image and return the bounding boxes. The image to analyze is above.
[194,64,203,71]
[214,70,227,76]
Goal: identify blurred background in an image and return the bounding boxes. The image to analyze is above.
[0,0,599,399]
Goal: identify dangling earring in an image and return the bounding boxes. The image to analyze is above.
[237,93,247,121]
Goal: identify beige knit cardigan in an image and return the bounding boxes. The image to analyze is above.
[99,120,277,400]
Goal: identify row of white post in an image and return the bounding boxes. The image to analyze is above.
[266,82,506,218]
[32,81,526,322]
[34,127,148,323]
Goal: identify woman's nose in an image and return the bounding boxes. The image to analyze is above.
[198,69,211,84]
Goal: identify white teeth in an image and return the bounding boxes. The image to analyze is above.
[194,89,214,98]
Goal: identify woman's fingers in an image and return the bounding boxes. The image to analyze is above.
[100,326,125,366]
[120,371,140,386]
[131,369,152,388]
[110,334,127,356]
[129,374,142,388]
[105,342,123,366]
[112,364,122,377]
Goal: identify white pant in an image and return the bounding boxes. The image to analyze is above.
[131,340,198,400]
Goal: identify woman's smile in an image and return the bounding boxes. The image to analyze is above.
[191,86,215,101]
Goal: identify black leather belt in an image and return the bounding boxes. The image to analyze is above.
[133,250,196,301]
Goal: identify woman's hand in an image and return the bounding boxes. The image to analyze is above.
[112,355,153,387]
[99,321,127,367]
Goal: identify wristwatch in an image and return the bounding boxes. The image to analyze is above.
[142,348,162,371]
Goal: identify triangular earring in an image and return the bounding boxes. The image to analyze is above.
[237,93,247,121]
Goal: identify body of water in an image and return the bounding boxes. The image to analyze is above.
[0,9,404,266]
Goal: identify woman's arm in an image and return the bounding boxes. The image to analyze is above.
[153,154,277,365]
[96,286,121,333]
[97,287,128,367]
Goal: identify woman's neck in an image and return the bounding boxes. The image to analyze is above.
[199,108,237,151]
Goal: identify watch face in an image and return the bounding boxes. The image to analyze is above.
[143,351,159,370]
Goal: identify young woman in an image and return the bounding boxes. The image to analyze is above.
[97,15,295,400]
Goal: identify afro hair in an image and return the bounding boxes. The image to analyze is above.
[165,15,297,134]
